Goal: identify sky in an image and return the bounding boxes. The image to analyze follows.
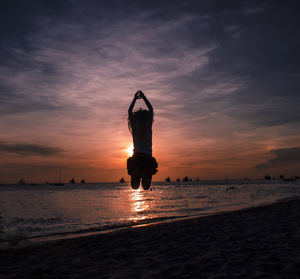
[1,0,300,183]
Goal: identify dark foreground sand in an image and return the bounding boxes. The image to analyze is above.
[1,199,300,279]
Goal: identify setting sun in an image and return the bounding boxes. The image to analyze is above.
[126,144,134,157]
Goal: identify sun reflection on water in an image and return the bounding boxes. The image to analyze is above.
[129,188,150,221]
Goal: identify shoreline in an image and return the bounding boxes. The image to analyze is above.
[2,196,298,251]
[2,197,300,278]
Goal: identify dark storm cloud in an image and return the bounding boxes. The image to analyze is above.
[254,147,300,170]
[0,142,62,156]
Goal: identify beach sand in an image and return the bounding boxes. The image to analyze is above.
[1,198,300,278]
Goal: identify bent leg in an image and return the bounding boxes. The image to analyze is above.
[127,156,141,189]
[141,171,152,190]
[131,170,140,190]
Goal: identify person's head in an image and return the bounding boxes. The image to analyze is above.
[128,108,153,135]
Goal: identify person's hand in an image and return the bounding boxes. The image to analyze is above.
[135,90,142,99]
[138,90,145,99]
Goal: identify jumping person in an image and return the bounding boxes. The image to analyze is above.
[127,90,158,190]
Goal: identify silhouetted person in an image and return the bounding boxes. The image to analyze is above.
[127,90,158,190]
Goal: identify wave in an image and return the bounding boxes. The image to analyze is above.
[0,215,192,247]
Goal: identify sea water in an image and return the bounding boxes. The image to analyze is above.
[1,180,300,244]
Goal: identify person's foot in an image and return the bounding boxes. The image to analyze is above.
[131,170,140,189]
[141,171,152,190]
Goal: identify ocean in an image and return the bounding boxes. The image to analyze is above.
[1,180,300,246]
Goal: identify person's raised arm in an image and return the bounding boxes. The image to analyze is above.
[139,91,153,113]
[128,92,140,117]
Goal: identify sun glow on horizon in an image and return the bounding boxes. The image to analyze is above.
[126,144,134,157]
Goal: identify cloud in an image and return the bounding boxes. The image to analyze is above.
[0,142,62,156]
[1,0,300,181]
[254,146,300,170]
[2,0,299,131]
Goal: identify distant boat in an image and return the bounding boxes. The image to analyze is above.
[165,177,171,182]
[183,176,189,182]
[70,178,76,184]
[264,174,271,180]
[120,177,125,183]
[18,178,26,185]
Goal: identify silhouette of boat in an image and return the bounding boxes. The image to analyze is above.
[183,176,189,182]
[70,178,76,184]
[18,178,26,185]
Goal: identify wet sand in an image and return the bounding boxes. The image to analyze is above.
[1,198,300,278]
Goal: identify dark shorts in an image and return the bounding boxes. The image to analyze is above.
[127,153,158,175]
